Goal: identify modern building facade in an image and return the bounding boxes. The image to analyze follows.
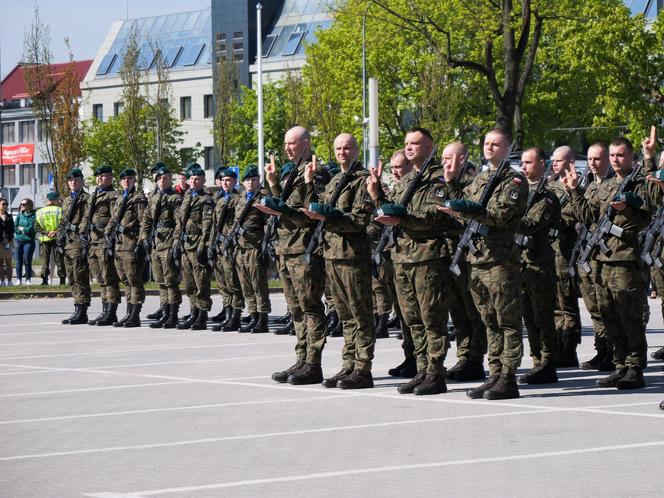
[627,0,663,18]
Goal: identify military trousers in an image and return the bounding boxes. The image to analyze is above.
[115,250,145,304]
[214,255,244,310]
[448,260,486,363]
[393,258,450,375]
[237,246,271,313]
[470,260,523,375]
[372,257,395,315]
[89,243,120,303]
[521,262,558,365]
[151,248,182,305]
[578,260,609,355]
[326,258,375,372]
[595,261,648,369]
[65,247,91,305]
[554,252,582,342]
[182,250,212,311]
[40,240,66,282]
[279,253,326,366]
[652,265,664,322]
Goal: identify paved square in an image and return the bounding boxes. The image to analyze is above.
[1,295,663,497]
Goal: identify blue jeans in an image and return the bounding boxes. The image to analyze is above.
[15,240,35,280]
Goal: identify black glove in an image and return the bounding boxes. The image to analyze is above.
[196,248,208,266]
[134,242,146,260]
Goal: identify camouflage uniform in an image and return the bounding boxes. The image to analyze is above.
[139,188,182,306]
[174,189,215,311]
[81,187,120,305]
[368,222,395,316]
[58,190,91,305]
[516,186,561,365]
[106,188,147,305]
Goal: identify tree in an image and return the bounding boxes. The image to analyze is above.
[213,54,242,166]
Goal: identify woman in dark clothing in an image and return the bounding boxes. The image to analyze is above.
[0,198,14,286]
[14,198,36,285]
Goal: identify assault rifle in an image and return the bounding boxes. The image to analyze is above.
[105,190,132,258]
[303,155,360,264]
[576,161,643,274]
[222,190,260,259]
[371,147,437,272]
[80,188,99,259]
[171,193,194,271]
[640,205,664,267]
[449,144,515,277]
[141,190,165,264]
[57,191,84,255]
[207,192,234,266]
[515,160,554,249]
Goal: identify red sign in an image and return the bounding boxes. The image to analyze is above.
[1,144,35,165]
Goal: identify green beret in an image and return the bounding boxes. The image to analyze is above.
[151,162,167,174]
[279,162,297,181]
[614,192,643,209]
[154,166,170,180]
[653,170,664,181]
[223,167,238,180]
[309,202,343,218]
[377,203,407,217]
[214,166,226,179]
[186,167,205,179]
[66,168,83,180]
[119,168,137,179]
[324,161,341,177]
[242,166,259,180]
[261,196,296,215]
[46,192,60,201]
[443,199,484,213]
[94,165,113,176]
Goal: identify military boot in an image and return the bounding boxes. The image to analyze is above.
[597,350,615,372]
[276,311,291,324]
[447,360,486,381]
[337,369,374,389]
[651,346,664,360]
[556,336,579,368]
[222,308,241,331]
[150,305,170,328]
[272,361,305,383]
[146,305,164,320]
[322,368,353,388]
[209,306,229,323]
[466,374,500,399]
[580,351,606,370]
[274,318,294,335]
[448,325,457,342]
[325,310,339,334]
[518,364,558,385]
[328,320,343,337]
[178,308,199,329]
[250,313,269,333]
[113,303,132,327]
[241,313,253,324]
[97,303,118,326]
[62,305,79,325]
[397,372,427,394]
[69,304,89,325]
[287,363,323,385]
[484,374,520,400]
[596,367,628,388]
[413,373,447,395]
[123,304,142,328]
[191,310,208,331]
[374,313,389,339]
[162,304,179,329]
[88,303,108,326]
[388,356,416,378]
[239,312,259,333]
[616,366,646,390]
[387,314,400,329]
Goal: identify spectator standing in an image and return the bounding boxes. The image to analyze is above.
[0,198,14,286]
[14,198,37,285]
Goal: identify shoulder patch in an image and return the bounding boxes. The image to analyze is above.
[509,189,520,200]
[512,177,522,185]
[434,187,446,198]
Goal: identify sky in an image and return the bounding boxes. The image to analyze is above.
[1,0,210,80]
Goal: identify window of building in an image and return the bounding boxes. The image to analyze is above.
[114,101,124,117]
[204,94,214,118]
[37,120,46,142]
[2,165,16,186]
[180,148,192,169]
[204,147,214,169]
[216,33,227,62]
[2,122,15,143]
[180,96,192,120]
[38,164,52,185]
[19,121,35,143]
[92,104,103,121]
[20,164,35,186]
[163,46,182,68]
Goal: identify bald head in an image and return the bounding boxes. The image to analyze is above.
[284,126,311,162]
[552,145,575,177]
[390,149,412,181]
[587,143,610,181]
[334,133,359,169]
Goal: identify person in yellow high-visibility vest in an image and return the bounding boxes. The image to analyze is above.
[36,192,66,285]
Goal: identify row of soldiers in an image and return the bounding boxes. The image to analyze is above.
[55,124,664,405]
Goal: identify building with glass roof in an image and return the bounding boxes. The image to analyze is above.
[625,0,663,19]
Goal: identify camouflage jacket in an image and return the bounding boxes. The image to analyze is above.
[516,185,560,266]
[174,189,214,253]
[57,190,91,251]
[234,188,268,250]
[207,190,240,251]
[80,187,118,245]
[549,180,579,258]
[104,188,147,252]
[139,188,182,252]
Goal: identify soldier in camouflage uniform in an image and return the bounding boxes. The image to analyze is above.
[209,167,244,331]
[565,135,655,389]
[514,147,561,384]
[80,165,121,326]
[441,129,528,400]
[439,143,487,382]
[369,128,457,396]
[549,146,583,367]
[139,165,183,329]
[173,165,215,330]
[257,126,327,385]
[576,143,615,371]
[233,166,271,334]
[301,133,375,389]
[58,168,91,325]
[105,168,147,328]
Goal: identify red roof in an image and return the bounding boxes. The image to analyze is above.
[1,59,93,100]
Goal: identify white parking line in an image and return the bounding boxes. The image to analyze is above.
[81,439,664,497]
[0,409,550,462]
